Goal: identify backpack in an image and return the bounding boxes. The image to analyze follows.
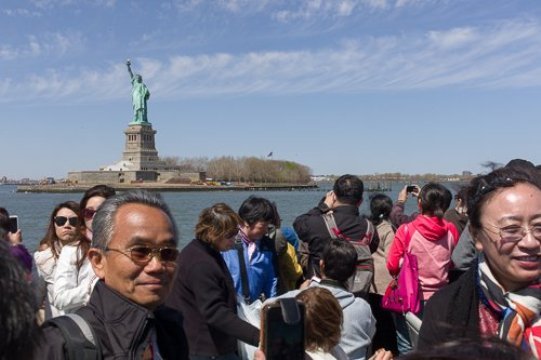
[45,313,102,360]
[321,211,375,296]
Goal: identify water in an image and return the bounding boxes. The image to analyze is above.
[0,183,432,251]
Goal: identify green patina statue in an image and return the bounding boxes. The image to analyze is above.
[126,59,150,124]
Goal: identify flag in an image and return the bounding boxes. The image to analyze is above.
[267,151,273,157]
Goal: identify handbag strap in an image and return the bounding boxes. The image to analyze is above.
[235,241,252,304]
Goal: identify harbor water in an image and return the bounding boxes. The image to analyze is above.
[0,183,460,251]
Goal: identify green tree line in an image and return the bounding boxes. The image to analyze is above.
[162,156,312,184]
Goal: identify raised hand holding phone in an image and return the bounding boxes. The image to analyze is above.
[260,298,305,360]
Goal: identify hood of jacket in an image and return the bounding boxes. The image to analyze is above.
[412,215,450,241]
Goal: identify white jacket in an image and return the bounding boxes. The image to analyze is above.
[34,246,63,319]
[52,242,98,313]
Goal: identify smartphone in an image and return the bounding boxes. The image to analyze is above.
[8,215,18,233]
[406,185,416,193]
[260,300,305,360]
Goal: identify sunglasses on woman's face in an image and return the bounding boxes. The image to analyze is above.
[54,216,79,227]
[81,208,97,220]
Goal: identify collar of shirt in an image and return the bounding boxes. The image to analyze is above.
[238,228,260,246]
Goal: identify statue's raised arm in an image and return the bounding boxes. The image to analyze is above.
[125,59,150,124]
[126,59,134,80]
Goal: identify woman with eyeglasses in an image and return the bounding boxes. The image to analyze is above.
[34,201,83,319]
[419,167,541,358]
[166,203,260,360]
[51,185,116,316]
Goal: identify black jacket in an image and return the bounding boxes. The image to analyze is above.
[166,239,259,356]
[293,203,379,277]
[36,280,189,359]
[418,264,481,350]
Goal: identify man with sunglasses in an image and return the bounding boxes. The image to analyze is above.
[36,190,189,359]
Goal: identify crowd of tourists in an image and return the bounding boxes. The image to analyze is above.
[0,159,540,360]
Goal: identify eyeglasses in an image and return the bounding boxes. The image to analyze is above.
[105,246,179,266]
[54,216,79,227]
[483,223,541,244]
[82,208,97,220]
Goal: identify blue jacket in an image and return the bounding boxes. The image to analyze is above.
[222,238,278,303]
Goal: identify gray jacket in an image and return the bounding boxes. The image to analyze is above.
[268,280,376,360]
[451,222,478,271]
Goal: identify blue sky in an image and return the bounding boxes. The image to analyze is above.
[1,0,541,179]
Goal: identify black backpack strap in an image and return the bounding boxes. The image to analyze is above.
[235,241,252,304]
[46,313,102,360]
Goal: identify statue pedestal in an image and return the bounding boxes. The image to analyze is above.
[122,123,159,170]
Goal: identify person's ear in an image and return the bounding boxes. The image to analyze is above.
[474,238,484,252]
[469,225,484,252]
[319,259,325,275]
[88,248,106,279]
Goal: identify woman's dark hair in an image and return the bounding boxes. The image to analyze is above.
[0,209,9,239]
[0,241,39,360]
[419,183,452,219]
[466,167,541,233]
[78,185,116,268]
[195,203,241,247]
[399,336,534,360]
[296,287,343,353]
[80,184,116,211]
[369,193,393,225]
[39,201,82,259]
[238,196,275,226]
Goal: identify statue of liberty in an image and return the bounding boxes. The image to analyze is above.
[126,59,150,124]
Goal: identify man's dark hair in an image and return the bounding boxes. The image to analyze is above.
[0,241,39,359]
[333,174,364,205]
[321,239,357,283]
[238,196,275,226]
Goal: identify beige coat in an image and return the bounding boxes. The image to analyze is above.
[370,220,395,295]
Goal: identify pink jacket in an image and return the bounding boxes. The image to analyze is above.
[387,215,459,301]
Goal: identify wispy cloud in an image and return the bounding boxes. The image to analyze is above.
[2,8,42,17]
[2,19,540,103]
[28,0,116,8]
[0,32,84,61]
[172,0,433,21]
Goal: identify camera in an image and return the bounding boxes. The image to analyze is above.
[406,185,416,193]
[8,215,18,233]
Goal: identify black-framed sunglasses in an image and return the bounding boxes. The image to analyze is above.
[54,216,79,227]
[105,246,179,266]
[81,208,97,220]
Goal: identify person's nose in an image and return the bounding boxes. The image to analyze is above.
[144,254,166,272]
[519,229,540,250]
